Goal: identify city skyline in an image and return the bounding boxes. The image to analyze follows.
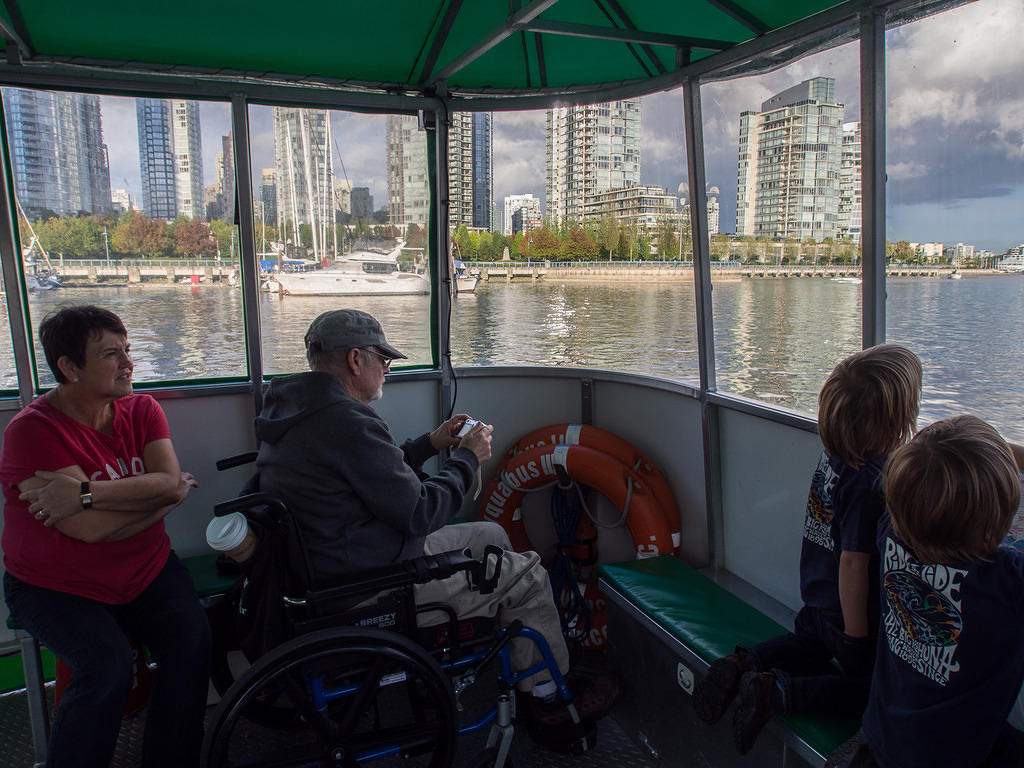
[81,0,1020,252]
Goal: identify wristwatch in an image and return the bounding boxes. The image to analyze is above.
[79,481,93,509]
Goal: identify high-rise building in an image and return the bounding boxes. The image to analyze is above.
[837,121,862,244]
[4,88,112,218]
[273,108,334,257]
[170,100,204,219]
[351,187,373,219]
[447,112,474,227]
[471,113,492,230]
[137,98,204,221]
[707,195,721,236]
[503,194,541,236]
[546,100,641,225]
[110,188,134,212]
[216,134,235,223]
[735,77,843,242]
[387,115,429,228]
[334,178,353,216]
[510,205,542,236]
[583,185,677,238]
[386,112,492,230]
[259,168,277,226]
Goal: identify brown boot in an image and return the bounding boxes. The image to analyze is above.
[693,653,747,724]
[733,671,776,755]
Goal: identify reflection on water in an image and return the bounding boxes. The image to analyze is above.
[2,276,1021,440]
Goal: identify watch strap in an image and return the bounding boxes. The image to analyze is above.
[80,481,93,509]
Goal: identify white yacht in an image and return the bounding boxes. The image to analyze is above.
[272,241,429,296]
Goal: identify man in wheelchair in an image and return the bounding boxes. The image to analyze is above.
[247,309,617,742]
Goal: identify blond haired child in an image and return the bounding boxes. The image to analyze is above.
[693,344,922,755]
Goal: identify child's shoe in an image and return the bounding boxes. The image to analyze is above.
[824,729,878,768]
[732,671,776,755]
[693,653,746,724]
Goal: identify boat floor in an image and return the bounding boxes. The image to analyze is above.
[1,681,651,768]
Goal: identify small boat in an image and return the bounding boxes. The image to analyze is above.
[454,259,480,293]
[26,270,62,292]
[948,269,963,280]
[274,240,429,296]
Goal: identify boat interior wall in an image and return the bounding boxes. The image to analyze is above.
[718,408,822,612]
[589,379,707,565]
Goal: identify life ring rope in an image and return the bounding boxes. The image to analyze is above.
[495,469,633,531]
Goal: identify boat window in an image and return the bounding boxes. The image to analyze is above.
[1,89,246,388]
[702,41,862,416]
[884,0,1024,443]
[450,99,701,385]
[252,106,432,375]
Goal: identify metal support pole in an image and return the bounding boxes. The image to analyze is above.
[432,101,455,420]
[683,80,715,393]
[0,90,35,405]
[683,78,723,569]
[860,8,887,347]
[230,94,264,414]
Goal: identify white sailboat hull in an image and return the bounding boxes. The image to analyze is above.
[275,270,429,296]
[455,274,479,293]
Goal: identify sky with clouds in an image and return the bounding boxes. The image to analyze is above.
[100,0,1022,252]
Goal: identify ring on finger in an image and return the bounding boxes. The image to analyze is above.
[36,510,45,519]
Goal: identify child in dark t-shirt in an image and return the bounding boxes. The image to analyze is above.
[848,416,1024,768]
[693,344,923,755]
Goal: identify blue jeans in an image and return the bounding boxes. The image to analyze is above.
[741,605,872,717]
[4,552,211,768]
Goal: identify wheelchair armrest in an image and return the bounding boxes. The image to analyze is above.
[213,492,288,521]
[305,548,481,605]
[215,451,259,471]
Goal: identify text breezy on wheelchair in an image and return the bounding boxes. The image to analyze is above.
[201,452,590,768]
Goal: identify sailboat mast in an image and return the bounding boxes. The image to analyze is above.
[327,115,337,259]
[285,120,301,255]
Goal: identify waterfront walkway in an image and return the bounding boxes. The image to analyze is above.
[26,258,992,286]
[471,261,970,282]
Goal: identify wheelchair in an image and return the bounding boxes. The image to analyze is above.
[201,455,587,768]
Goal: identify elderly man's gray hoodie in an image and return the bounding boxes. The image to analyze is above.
[253,371,478,585]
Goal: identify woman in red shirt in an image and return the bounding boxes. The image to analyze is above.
[1,305,209,768]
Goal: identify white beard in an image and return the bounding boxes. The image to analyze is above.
[370,386,383,402]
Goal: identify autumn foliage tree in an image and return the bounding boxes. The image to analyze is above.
[111,210,172,257]
[171,217,215,257]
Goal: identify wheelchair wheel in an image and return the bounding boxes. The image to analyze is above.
[202,627,457,768]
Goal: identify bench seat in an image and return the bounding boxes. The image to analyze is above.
[599,555,859,766]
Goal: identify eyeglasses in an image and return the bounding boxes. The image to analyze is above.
[363,348,394,370]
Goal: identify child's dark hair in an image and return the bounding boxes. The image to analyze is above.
[39,305,127,383]
[884,415,1020,565]
[817,344,922,467]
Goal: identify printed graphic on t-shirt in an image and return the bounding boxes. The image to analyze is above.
[91,455,145,481]
[803,453,838,551]
[882,536,965,685]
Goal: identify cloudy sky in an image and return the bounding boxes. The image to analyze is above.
[101,0,1022,252]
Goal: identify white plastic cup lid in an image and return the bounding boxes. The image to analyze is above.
[206,512,249,552]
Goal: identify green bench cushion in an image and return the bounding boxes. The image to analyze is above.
[182,552,239,598]
[599,555,858,760]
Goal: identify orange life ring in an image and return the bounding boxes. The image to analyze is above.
[479,443,674,559]
[581,582,608,650]
[489,423,681,552]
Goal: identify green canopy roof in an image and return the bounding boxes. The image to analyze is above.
[0,0,971,105]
